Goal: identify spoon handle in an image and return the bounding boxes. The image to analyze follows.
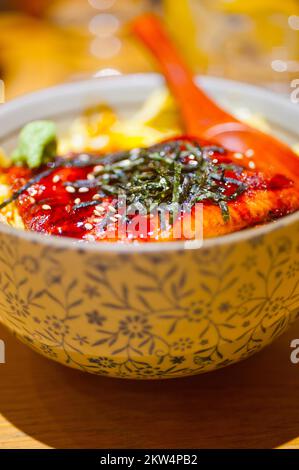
[132,13,238,136]
[133,13,299,182]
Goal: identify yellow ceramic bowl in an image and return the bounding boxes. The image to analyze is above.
[0,75,299,379]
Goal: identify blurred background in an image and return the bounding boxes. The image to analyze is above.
[0,0,298,100]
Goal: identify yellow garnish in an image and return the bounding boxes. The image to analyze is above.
[0,147,11,168]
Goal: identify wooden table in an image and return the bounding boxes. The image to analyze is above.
[0,321,299,449]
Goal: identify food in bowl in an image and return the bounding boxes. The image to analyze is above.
[0,76,298,379]
[1,90,299,243]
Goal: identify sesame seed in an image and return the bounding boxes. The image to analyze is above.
[248,161,256,169]
[233,152,244,160]
[66,186,76,193]
[245,149,255,158]
[114,214,122,219]
[74,198,81,205]
[79,187,89,193]
[93,165,103,173]
[95,205,105,212]
[84,223,93,230]
[29,197,36,204]
[94,210,103,217]
[52,175,60,183]
[85,234,96,242]
[108,205,116,213]
[42,204,51,211]
[92,194,101,200]
[87,173,95,180]
[110,217,117,223]
[78,153,90,162]
[29,188,38,196]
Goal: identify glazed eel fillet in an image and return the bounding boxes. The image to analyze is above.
[0,136,298,242]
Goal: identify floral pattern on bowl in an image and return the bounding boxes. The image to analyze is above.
[1,75,299,379]
[0,216,298,379]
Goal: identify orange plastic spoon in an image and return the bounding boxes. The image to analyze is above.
[132,14,299,183]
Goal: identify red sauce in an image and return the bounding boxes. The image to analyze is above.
[7,164,109,240]
[3,137,297,242]
[267,173,293,191]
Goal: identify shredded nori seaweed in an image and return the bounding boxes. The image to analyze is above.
[0,140,248,221]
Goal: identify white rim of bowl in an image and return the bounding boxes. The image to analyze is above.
[0,73,298,253]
